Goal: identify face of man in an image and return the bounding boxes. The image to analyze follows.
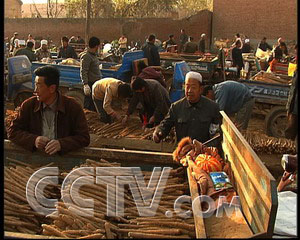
[42,44,48,51]
[62,41,68,48]
[185,78,202,103]
[34,76,56,103]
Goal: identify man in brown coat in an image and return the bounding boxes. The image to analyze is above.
[7,65,90,155]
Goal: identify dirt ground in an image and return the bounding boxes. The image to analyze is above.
[4,101,285,184]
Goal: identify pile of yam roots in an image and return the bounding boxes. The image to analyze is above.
[84,109,176,142]
[4,157,196,239]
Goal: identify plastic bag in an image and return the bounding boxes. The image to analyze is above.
[288,63,297,76]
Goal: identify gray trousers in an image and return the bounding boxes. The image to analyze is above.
[235,97,255,130]
[92,96,112,124]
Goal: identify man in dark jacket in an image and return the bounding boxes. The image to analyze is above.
[183,36,198,54]
[137,61,167,88]
[232,40,244,78]
[198,33,206,53]
[179,29,189,53]
[153,71,221,143]
[7,65,90,155]
[58,36,78,59]
[122,77,170,128]
[142,34,160,66]
[15,41,36,62]
[258,37,272,52]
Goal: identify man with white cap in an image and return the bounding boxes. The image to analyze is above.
[198,33,206,53]
[153,71,221,143]
[35,39,51,61]
[10,32,19,54]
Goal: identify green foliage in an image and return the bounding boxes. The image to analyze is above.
[64,0,212,18]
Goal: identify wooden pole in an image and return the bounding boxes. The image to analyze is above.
[85,0,91,46]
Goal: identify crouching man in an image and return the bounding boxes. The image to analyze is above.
[92,78,132,123]
[7,65,90,155]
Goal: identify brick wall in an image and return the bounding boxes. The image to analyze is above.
[4,10,212,46]
[212,0,297,43]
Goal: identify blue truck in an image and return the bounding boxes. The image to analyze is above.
[239,79,290,138]
[6,50,190,108]
[6,51,144,107]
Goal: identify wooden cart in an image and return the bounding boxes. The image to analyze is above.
[4,111,278,238]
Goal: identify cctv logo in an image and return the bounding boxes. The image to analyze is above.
[26,167,171,217]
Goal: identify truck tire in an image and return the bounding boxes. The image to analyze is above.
[65,91,85,108]
[14,92,33,108]
[265,106,288,138]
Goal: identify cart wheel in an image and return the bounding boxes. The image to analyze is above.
[65,90,84,108]
[265,106,288,138]
[14,92,33,108]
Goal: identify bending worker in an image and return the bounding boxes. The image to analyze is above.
[92,78,132,124]
[153,71,221,143]
[203,80,255,131]
[7,65,90,155]
[122,77,170,128]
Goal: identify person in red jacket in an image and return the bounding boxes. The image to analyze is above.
[7,65,90,155]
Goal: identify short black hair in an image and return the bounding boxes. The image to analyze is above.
[27,41,34,49]
[189,36,194,41]
[34,65,60,90]
[148,34,156,42]
[89,36,100,48]
[118,83,132,98]
[236,33,240,38]
[235,39,241,46]
[131,77,147,91]
[61,36,69,42]
[279,42,286,47]
[202,85,213,96]
[169,34,174,38]
[262,37,267,40]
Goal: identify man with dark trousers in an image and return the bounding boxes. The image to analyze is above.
[142,34,161,66]
[80,36,102,111]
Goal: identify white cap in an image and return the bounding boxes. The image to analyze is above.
[245,38,250,43]
[41,40,48,45]
[185,71,202,83]
[201,33,206,38]
[18,39,26,45]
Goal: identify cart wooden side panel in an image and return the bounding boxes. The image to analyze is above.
[4,140,176,170]
[220,111,278,237]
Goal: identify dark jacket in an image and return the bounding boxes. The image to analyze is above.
[7,92,90,154]
[138,67,167,88]
[232,46,244,68]
[15,47,36,62]
[142,42,160,66]
[198,39,205,53]
[287,71,298,115]
[183,42,198,54]
[213,80,252,114]
[127,79,170,123]
[58,45,78,59]
[258,42,272,52]
[157,96,221,143]
[242,43,252,53]
[179,33,189,45]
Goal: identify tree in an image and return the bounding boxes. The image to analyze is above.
[47,0,65,18]
[176,0,213,17]
[65,0,115,18]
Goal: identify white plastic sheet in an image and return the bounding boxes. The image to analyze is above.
[273,191,297,237]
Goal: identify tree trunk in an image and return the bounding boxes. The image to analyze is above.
[85,0,92,45]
